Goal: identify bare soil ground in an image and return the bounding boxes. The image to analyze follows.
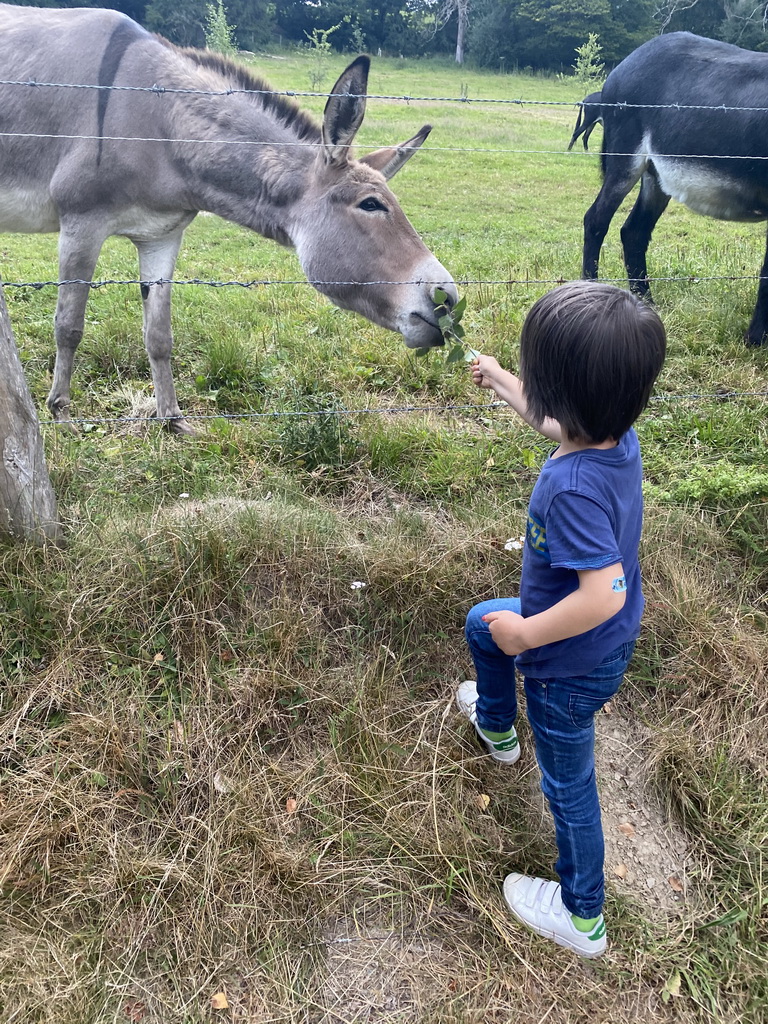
[308,703,693,1023]
[596,709,691,920]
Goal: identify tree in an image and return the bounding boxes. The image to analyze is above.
[573,32,605,89]
[467,0,657,71]
[721,0,768,50]
[217,0,275,50]
[467,0,517,69]
[144,0,208,46]
[273,0,435,56]
[274,0,356,49]
[661,0,726,36]
[205,0,237,54]
[435,0,472,62]
[304,24,342,91]
[653,0,704,30]
[517,0,613,67]
[99,1,150,19]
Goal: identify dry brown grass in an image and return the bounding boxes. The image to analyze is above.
[1,491,766,1024]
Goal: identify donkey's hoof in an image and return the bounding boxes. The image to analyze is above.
[48,407,78,433]
[166,416,198,437]
[743,329,767,348]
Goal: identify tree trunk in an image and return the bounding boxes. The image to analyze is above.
[455,0,467,64]
[0,284,61,543]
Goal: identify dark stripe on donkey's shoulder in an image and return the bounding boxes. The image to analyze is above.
[97,18,150,164]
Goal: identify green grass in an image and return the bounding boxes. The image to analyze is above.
[1,50,767,1024]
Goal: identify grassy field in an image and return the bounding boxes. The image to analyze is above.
[1,48,767,1024]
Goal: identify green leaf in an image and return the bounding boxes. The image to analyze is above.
[427,291,478,368]
[661,970,682,1003]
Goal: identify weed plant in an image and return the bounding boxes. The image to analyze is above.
[1,52,767,1024]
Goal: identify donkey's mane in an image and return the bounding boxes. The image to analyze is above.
[163,40,321,143]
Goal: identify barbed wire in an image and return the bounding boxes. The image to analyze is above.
[3,274,768,291]
[4,76,767,430]
[4,76,768,114]
[40,402,501,427]
[36,389,768,429]
[3,127,768,162]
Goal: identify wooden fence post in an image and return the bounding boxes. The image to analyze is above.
[0,283,61,543]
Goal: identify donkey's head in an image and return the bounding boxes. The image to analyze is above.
[291,56,458,349]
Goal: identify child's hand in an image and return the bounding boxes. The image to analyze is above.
[482,609,530,656]
[470,353,502,390]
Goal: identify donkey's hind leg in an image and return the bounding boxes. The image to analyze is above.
[136,228,195,435]
[620,169,670,303]
[745,227,768,346]
[583,157,643,281]
[48,226,107,425]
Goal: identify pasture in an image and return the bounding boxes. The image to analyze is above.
[1,49,767,1024]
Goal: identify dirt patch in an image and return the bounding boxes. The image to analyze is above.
[314,914,679,1024]
[596,709,691,919]
[315,922,453,1023]
[494,701,692,922]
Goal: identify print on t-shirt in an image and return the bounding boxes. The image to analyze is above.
[526,512,548,557]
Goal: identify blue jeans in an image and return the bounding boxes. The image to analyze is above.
[465,598,635,919]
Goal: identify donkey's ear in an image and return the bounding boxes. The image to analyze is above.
[359,125,432,180]
[322,55,369,164]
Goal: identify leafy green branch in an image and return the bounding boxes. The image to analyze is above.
[427,289,480,364]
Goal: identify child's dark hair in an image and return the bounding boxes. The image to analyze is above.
[519,281,666,443]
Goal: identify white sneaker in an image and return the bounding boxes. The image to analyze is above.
[455,680,520,764]
[502,873,607,958]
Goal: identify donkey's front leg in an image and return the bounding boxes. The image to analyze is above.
[136,230,194,435]
[48,228,106,424]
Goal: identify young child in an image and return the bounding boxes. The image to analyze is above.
[459,280,666,958]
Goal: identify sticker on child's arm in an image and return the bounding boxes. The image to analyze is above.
[612,575,627,593]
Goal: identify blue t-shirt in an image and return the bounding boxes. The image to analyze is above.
[515,428,644,678]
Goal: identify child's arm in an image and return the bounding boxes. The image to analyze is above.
[482,563,627,656]
[471,354,562,442]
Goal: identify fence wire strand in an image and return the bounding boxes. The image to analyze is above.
[37,390,768,429]
[3,128,768,162]
[4,274,768,290]
[4,77,768,114]
[2,74,768,162]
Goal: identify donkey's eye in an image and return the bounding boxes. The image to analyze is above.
[358,197,388,213]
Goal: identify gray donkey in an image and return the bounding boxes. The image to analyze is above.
[0,4,457,433]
